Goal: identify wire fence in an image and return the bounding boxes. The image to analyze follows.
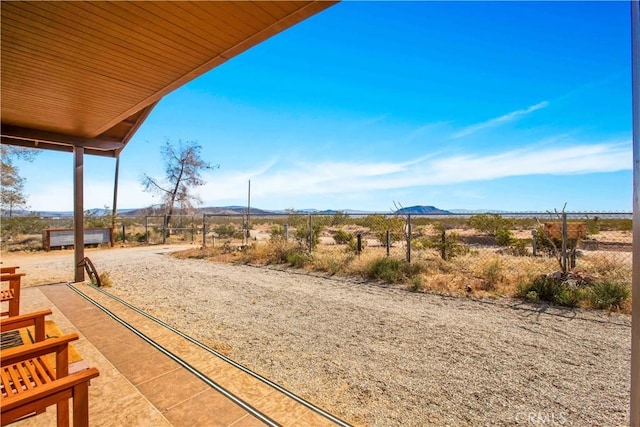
[1,211,633,286]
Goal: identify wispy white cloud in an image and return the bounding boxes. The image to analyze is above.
[194,139,630,204]
[408,121,451,141]
[452,101,550,139]
[26,140,629,211]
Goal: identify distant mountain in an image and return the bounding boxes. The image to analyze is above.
[6,205,448,217]
[394,205,451,214]
[448,209,509,214]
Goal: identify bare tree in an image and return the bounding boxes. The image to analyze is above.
[141,140,217,229]
[0,145,39,216]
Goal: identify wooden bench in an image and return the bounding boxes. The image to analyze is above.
[1,333,100,426]
[1,273,25,317]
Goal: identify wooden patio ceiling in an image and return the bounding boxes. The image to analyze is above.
[0,1,336,157]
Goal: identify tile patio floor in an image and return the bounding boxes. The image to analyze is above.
[8,283,345,427]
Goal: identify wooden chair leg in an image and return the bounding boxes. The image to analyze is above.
[73,382,90,427]
[57,400,69,427]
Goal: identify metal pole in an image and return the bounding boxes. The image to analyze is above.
[163,215,167,244]
[630,1,640,424]
[308,214,313,252]
[561,212,568,274]
[247,179,251,241]
[73,147,85,282]
[386,230,390,257]
[406,214,412,263]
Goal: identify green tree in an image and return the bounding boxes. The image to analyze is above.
[0,145,39,216]
[141,140,217,229]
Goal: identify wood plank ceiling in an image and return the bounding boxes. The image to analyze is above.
[1,1,336,157]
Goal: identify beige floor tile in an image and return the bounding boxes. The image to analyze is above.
[163,389,252,427]
[252,392,311,426]
[116,348,182,386]
[137,367,210,412]
[289,410,338,427]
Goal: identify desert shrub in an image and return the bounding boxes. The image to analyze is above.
[1,215,49,237]
[365,214,405,246]
[367,257,404,283]
[419,230,469,260]
[214,224,237,238]
[133,232,147,242]
[480,258,504,290]
[84,207,112,228]
[330,211,351,226]
[519,275,583,308]
[502,239,529,257]
[333,229,354,245]
[495,228,514,246]
[270,225,286,241]
[311,250,355,275]
[286,250,312,268]
[469,214,514,237]
[589,281,630,310]
[257,242,311,267]
[98,271,113,287]
[294,221,322,249]
[409,275,423,292]
[366,257,421,283]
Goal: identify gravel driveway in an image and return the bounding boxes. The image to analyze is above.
[4,245,631,426]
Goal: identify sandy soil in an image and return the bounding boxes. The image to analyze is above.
[2,245,631,426]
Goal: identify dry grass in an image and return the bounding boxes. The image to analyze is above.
[170,238,631,311]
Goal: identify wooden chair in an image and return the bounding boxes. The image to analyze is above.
[0,266,19,274]
[1,273,25,317]
[1,333,100,426]
[1,309,52,343]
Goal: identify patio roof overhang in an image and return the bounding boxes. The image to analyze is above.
[0,1,337,157]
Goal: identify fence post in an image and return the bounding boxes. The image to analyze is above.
[308,214,313,253]
[122,224,126,243]
[561,212,568,273]
[357,233,362,255]
[441,229,447,260]
[386,230,390,257]
[145,216,149,244]
[406,214,412,263]
[284,224,289,241]
[531,229,537,256]
[162,215,167,244]
[202,215,206,247]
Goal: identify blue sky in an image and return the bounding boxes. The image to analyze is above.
[16,1,632,212]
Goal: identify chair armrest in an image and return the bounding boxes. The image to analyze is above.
[0,266,19,274]
[0,309,52,342]
[0,367,100,413]
[0,273,26,281]
[0,333,79,367]
[0,309,52,331]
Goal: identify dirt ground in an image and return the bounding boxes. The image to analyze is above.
[2,245,631,426]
